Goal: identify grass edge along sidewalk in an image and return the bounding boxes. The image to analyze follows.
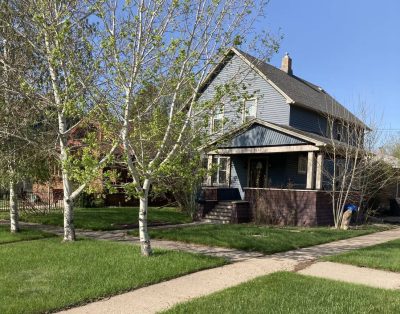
[130,223,390,255]
[164,272,400,314]
[324,238,400,273]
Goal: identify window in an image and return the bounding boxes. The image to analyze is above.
[243,98,257,122]
[211,156,229,185]
[211,105,224,133]
[298,155,307,174]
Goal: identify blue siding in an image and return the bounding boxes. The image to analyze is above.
[289,106,327,136]
[199,54,290,134]
[219,124,306,148]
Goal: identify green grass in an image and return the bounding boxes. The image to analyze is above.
[164,272,400,314]
[0,237,226,314]
[0,225,55,244]
[0,207,191,231]
[133,224,389,254]
[325,238,400,272]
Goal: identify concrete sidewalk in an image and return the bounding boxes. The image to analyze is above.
[55,227,400,314]
[299,261,400,290]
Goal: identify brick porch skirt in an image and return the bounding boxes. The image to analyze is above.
[244,188,333,226]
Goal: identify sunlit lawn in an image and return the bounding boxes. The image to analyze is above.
[325,238,400,273]
[165,272,400,314]
[133,224,390,254]
[0,225,55,244]
[0,237,226,314]
[0,206,191,231]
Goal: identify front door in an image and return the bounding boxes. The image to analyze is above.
[249,158,268,188]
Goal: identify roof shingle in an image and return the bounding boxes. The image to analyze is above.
[234,49,365,127]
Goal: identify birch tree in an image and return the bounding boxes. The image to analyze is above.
[0,0,52,232]
[1,0,117,241]
[96,0,274,255]
[323,105,396,228]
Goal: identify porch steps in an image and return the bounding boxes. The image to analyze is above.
[203,201,234,224]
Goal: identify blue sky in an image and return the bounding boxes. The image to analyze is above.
[256,0,400,132]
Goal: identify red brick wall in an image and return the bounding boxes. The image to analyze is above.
[244,188,333,226]
[32,182,63,203]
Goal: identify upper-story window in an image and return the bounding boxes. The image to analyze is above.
[243,98,257,122]
[211,105,224,133]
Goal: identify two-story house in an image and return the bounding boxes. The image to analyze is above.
[198,48,366,226]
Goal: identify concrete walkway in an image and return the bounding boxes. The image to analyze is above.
[3,220,400,313]
[54,227,400,314]
[299,261,400,290]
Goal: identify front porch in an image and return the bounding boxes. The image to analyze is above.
[200,186,333,226]
[201,120,333,226]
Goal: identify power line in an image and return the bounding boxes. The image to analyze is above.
[376,129,400,131]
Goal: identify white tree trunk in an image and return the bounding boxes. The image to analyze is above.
[139,179,152,256]
[63,203,75,240]
[59,115,76,241]
[62,177,75,241]
[9,180,19,233]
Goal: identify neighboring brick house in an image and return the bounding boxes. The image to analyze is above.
[198,48,367,226]
[31,124,170,207]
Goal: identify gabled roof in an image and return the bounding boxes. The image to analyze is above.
[203,48,365,127]
[218,123,307,148]
[207,119,329,150]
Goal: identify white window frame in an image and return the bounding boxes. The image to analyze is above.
[211,156,230,186]
[211,104,225,134]
[242,98,258,122]
[298,155,307,174]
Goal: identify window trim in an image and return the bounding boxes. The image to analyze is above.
[211,104,225,134]
[242,97,258,123]
[211,156,230,186]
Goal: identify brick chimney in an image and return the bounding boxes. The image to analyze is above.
[281,52,293,75]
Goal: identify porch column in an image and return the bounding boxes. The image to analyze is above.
[306,151,315,189]
[315,152,324,190]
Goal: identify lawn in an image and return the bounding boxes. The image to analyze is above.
[164,272,400,314]
[0,206,191,231]
[134,224,389,254]
[325,238,400,273]
[0,237,225,314]
[0,225,55,244]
